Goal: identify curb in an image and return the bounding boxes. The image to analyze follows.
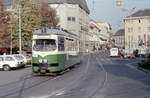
[137,67,150,74]
[126,62,150,75]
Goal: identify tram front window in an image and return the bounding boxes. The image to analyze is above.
[33,39,56,51]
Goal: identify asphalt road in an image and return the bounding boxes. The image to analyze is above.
[0,51,150,98]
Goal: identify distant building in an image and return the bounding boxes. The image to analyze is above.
[113,29,125,49]
[124,8,150,55]
[89,20,112,51]
[89,20,103,51]
[96,22,112,48]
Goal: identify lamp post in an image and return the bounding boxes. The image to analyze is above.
[18,2,22,54]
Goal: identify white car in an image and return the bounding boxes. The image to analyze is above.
[138,49,149,57]
[0,55,24,71]
[110,48,119,57]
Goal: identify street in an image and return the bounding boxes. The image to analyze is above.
[0,51,150,98]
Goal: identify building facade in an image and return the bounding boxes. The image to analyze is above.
[113,29,125,49]
[89,20,112,51]
[124,9,150,55]
[44,0,90,52]
[96,22,112,48]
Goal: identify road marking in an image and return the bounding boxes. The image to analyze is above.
[55,90,66,96]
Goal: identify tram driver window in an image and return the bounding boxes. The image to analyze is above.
[58,37,65,51]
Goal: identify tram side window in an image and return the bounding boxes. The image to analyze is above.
[58,37,65,51]
[65,38,74,51]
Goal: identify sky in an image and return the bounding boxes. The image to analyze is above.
[86,0,150,33]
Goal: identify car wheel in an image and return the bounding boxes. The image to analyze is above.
[3,65,11,71]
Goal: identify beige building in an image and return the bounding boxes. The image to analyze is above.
[124,9,150,55]
[97,22,112,48]
[89,20,112,51]
[113,29,125,49]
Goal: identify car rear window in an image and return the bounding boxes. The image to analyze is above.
[5,56,14,61]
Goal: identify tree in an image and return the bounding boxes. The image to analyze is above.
[0,0,11,48]
[40,2,59,28]
[11,0,59,50]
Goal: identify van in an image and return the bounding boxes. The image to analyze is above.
[110,48,119,57]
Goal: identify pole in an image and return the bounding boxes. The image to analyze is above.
[10,23,12,54]
[19,6,22,53]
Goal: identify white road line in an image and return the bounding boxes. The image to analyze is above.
[55,90,66,96]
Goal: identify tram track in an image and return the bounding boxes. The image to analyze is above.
[0,54,88,98]
[88,54,108,98]
[38,55,91,98]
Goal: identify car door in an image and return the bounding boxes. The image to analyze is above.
[0,57,4,69]
[5,56,16,68]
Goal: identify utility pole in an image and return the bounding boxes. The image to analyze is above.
[19,5,22,53]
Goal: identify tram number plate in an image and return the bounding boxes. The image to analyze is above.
[40,70,46,73]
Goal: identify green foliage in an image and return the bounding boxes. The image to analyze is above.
[11,0,59,50]
[0,0,11,48]
[138,59,150,70]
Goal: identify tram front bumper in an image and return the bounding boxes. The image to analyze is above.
[32,63,59,73]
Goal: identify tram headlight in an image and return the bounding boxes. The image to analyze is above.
[32,53,38,57]
[43,59,48,63]
[39,59,42,63]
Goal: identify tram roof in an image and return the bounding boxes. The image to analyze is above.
[33,29,79,39]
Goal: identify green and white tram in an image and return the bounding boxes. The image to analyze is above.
[32,28,80,74]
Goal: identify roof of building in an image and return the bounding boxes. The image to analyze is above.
[42,0,90,14]
[2,0,90,14]
[114,29,125,36]
[130,9,150,17]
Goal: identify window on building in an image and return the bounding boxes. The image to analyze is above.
[148,27,150,32]
[148,18,150,22]
[128,27,133,33]
[67,17,71,21]
[72,17,76,22]
[138,27,141,33]
[139,20,141,23]
[138,35,141,40]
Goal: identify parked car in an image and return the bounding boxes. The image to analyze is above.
[0,55,24,71]
[16,53,31,64]
[138,49,149,57]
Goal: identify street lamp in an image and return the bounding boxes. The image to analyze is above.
[18,4,22,54]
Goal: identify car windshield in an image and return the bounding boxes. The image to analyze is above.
[21,53,30,59]
[33,39,56,51]
[14,56,23,60]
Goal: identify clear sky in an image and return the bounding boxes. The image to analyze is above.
[86,0,150,33]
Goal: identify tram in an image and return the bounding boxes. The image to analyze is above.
[32,28,80,74]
